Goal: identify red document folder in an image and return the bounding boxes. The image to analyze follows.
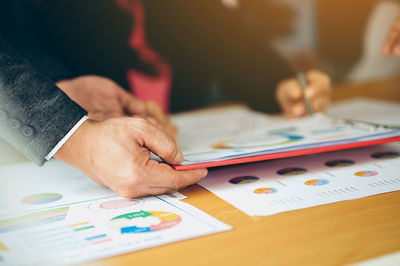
[173,136,400,170]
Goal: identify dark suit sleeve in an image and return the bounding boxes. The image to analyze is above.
[0,35,87,165]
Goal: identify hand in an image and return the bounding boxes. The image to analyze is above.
[56,75,146,121]
[56,75,176,137]
[54,116,207,197]
[275,69,332,118]
[382,14,400,56]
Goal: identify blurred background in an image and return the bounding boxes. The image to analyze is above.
[16,0,400,113]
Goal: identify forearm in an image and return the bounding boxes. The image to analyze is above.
[0,35,87,165]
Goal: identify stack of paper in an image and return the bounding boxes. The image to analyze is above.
[199,142,400,216]
[0,161,230,265]
[172,106,400,169]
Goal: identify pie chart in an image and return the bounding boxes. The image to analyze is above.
[371,151,400,159]
[229,176,259,184]
[22,193,63,205]
[325,159,355,167]
[354,170,378,177]
[304,179,329,186]
[109,211,182,234]
[277,167,307,176]
[253,187,278,194]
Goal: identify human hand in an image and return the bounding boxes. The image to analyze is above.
[275,69,332,118]
[56,75,176,137]
[382,14,400,56]
[54,117,207,197]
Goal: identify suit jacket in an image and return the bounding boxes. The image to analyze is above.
[0,1,87,165]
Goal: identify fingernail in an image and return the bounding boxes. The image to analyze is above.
[175,151,184,163]
[202,168,208,178]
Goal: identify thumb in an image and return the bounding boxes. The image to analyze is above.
[134,119,183,165]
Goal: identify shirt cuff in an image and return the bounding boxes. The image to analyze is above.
[45,115,88,160]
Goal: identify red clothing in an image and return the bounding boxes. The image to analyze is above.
[116,0,171,112]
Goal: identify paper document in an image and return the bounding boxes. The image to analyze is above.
[327,97,400,126]
[0,161,230,265]
[199,142,400,216]
[172,106,400,168]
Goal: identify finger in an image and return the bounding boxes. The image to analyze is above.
[394,41,400,57]
[276,79,303,104]
[305,70,332,99]
[120,90,147,115]
[276,79,304,116]
[382,16,400,55]
[287,102,306,119]
[147,117,162,128]
[132,118,183,164]
[387,32,400,56]
[147,161,207,194]
[312,96,330,113]
[382,29,396,55]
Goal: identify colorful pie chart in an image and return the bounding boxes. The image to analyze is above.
[253,187,278,194]
[22,193,63,205]
[371,151,400,159]
[277,167,307,176]
[304,179,330,186]
[325,159,355,167]
[229,176,259,184]
[109,211,182,234]
[354,170,378,177]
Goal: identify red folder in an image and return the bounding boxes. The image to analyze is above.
[173,136,400,170]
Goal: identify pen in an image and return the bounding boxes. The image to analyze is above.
[297,72,314,116]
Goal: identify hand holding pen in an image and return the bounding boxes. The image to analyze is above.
[275,69,332,118]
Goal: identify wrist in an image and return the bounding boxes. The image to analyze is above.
[54,119,93,163]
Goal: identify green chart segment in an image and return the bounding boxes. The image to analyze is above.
[109,211,182,234]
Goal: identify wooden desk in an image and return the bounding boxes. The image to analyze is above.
[84,78,400,265]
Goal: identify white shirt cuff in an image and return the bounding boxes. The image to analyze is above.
[45,115,89,160]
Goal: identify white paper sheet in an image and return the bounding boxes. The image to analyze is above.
[172,106,400,166]
[0,161,230,265]
[327,97,400,125]
[199,142,400,216]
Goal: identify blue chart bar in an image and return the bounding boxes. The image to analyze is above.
[85,234,108,241]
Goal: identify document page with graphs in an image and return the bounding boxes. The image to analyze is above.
[0,161,230,265]
[199,142,400,216]
[172,106,400,170]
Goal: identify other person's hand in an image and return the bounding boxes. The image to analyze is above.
[275,69,332,118]
[382,14,400,56]
[56,75,176,137]
[54,117,207,197]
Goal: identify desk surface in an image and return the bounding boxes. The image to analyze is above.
[88,77,400,266]
[3,78,400,266]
